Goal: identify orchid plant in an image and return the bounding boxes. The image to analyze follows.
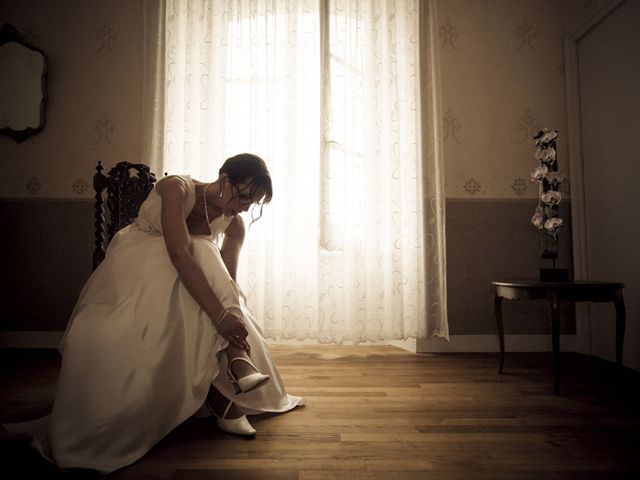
[530,129,566,259]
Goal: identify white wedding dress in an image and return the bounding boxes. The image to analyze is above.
[5,175,303,473]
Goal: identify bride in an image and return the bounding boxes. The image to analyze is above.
[5,153,303,474]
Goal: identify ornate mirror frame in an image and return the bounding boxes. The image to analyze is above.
[0,23,48,143]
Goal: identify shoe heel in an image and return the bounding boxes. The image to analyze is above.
[227,357,271,394]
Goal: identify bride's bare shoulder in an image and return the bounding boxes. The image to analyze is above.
[156,175,190,197]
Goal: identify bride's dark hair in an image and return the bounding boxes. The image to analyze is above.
[220,153,273,223]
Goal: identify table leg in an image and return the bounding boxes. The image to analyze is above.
[495,295,505,373]
[548,293,560,395]
[614,297,626,366]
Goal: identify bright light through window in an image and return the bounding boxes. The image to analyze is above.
[222,9,366,252]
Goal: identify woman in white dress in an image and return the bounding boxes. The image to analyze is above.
[5,153,303,474]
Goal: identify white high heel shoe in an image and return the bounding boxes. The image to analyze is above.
[227,357,270,394]
[210,399,256,436]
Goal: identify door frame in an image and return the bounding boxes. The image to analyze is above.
[564,0,627,356]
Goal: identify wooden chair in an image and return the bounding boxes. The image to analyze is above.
[93,161,157,269]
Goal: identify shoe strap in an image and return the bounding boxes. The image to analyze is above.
[207,398,233,419]
[221,399,233,419]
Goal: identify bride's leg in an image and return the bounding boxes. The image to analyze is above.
[205,385,242,419]
[206,384,257,436]
[224,345,271,393]
[226,345,257,378]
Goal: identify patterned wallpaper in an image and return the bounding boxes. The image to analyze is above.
[439,0,563,199]
[0,0,144,199]
[0,0,613,199]
[438,0,617,199]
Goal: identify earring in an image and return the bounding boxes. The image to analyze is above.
[219,182,223,199]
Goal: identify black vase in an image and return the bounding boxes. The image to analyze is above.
[540,229,559,259]
[539,231,569,281]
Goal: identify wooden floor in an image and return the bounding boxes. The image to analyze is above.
[1,345,639,479]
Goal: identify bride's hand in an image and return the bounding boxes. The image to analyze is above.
[215,311,250,351]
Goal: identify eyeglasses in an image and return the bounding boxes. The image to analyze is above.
[230,183,267,223]
[232,183,260,206]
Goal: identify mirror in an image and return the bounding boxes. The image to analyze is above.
[0,23,48,142]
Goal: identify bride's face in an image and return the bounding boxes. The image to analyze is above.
[223,178,266,217]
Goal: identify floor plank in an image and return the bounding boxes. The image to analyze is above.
[1,346,639,479]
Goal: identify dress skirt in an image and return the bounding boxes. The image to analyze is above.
[5,224,303,473]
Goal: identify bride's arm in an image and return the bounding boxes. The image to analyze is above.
[156,177,249,351]
[221,216,245,282]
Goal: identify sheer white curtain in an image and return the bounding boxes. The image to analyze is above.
[143,0,448,348]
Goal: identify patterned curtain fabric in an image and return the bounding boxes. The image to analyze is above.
[143,0,448,348]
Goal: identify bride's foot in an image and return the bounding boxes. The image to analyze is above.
[206,388,256,436]
[227,357,270,394]
[215,401,256,436]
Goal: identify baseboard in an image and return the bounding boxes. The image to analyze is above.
[0,331,63,349]
[0,330,579,353]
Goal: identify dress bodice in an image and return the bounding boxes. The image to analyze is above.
[134,175,234,243]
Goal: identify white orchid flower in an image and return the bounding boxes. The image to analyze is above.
[530,128,565,240]
[530,164,548,182]
[531,206,544,229]
[535,147,557,164]
[541,190,561,205]
[541,130,559,143]
[544,217,563,236]
[534,128,556,142]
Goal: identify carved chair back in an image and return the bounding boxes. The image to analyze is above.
[93,161,157,269]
